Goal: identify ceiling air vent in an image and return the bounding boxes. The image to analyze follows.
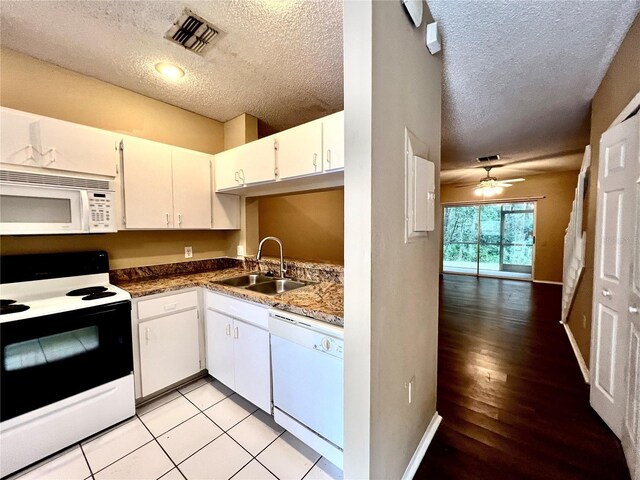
[476,154,501,163]
[165,9,219,55]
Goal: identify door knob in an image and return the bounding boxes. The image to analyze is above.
[601,289,612,298]
[630,305,639,314]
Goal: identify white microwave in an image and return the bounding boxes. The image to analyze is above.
[0,171,117,235]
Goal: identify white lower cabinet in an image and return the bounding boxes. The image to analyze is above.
[205,292,271,413]
[134,290,203,398]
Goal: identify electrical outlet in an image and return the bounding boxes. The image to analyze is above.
[184,246,193,259]
[237,245,245,256]
[404,376,416,404]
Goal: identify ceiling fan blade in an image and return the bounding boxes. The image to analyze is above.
[499,178,526,183]
[454,183,481,188]
[495,182,514,187]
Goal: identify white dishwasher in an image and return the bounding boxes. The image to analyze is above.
[269,309,344,469]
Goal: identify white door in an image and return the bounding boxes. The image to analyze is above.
[622,114,640,480]
[138,310,201,397]
[323,111,344,172]
[0,108,42,167]
[171,148,212,229]
[239,137,276,185]
[122,136,174,229]
[39,116,118,177]
[205,310,235,390]
[233,319,271,413]
[591,114,639,437]
[213,148,242,191]
[276,121,322,180]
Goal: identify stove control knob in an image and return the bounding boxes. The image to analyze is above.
[321,337,332,351]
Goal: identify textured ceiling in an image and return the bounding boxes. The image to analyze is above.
[428,0,639,171]
[440,151,584,185]
[0,0,344,133]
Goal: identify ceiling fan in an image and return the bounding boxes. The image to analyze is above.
[457,166,525,197]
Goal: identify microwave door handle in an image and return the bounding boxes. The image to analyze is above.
[80,190,91,232]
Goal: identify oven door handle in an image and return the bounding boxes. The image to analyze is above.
[80,190,91,232]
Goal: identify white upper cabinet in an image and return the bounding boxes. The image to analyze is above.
[172,148,213,230]
[322,111,344,172]
[213,111,343,194]
[214,148,242,191]
[0,107,117,177]
[241,137,277,185]
[214,137,277,192]
[121,136,174,229]
[122,137,239,230]
[38,116,118,177]
[1,109,41,168]
[276,120,323,180]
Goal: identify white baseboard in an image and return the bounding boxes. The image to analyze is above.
[533,279,563,286]
[561,322,590,384]
[401,411,442,480]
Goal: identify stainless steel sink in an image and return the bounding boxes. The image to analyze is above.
[215,273,273,288]
[245,278,313,295]
[215,274,315,295]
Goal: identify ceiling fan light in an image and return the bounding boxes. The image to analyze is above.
[474,188,483,196]
[495,186,504,194]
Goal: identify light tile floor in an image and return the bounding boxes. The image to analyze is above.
[9,376,342,480]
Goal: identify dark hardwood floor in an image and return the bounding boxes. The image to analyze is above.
[416,274,630,480]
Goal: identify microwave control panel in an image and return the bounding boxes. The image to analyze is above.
[88,191,116,232]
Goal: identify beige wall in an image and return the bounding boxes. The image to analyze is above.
[441,170,580,283]
[0,48,240,268]
[224,114,258,150]
[568,16,640,364]
[257,189,344,264]
[344,1,441,477]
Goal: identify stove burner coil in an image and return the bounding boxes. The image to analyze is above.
[82,291,117,301]
[67,286,108,297]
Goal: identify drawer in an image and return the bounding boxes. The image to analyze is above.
[137,290,198,320]
[206,291,269,329]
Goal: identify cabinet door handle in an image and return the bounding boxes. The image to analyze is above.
[225,324,231,336]
[235,171,240,183]
[178,213,182,225]
[239,169,246,185]
[165,212,170,225]
[630,305,639,314]
[313,153,317,168]
[234,326,239,339]
[602,289,612,298]
[145,327,151,342]
[327,149,331,165]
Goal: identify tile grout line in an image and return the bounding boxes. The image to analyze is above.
[300,456,323,480]
[78,442,95,478]
[136,413,186,480]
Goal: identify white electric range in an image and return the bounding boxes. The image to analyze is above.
[0,251,135,477]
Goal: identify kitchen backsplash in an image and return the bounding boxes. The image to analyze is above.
[109,257,242,283]
[109,256,344,285]
[244,256,344,284]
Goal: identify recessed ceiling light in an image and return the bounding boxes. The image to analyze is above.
[155,62,185,80]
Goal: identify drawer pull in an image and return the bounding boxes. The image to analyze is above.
[163,303,177,311]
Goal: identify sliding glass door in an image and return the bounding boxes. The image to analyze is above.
[443,202,534,279]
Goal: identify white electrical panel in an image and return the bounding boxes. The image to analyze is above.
[413,155,435,232]
[405,128,436,242]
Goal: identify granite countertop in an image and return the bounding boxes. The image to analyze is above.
[112,260,344,327]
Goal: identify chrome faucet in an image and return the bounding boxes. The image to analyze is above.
[256,236,287,278]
